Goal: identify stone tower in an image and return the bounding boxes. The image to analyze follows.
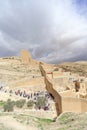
[21,50,32,64]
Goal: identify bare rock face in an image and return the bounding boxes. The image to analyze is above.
[21,50,32,64]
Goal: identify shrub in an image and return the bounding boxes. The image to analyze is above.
[0,101,6,107]
[16,99,26,108]
[54,68,59,71]
[35,96,48,109]
[27,100,34,108]
[3,99,15,112]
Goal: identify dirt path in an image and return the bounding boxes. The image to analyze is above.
[0,116,38,130]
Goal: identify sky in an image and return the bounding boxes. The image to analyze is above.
[0,0,87,63]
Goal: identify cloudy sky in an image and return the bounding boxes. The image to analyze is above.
[0,0,87,63]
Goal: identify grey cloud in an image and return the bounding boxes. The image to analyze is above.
[0,0,87,63]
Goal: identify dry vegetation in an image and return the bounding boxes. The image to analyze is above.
[0,112,87,130]
[56,61,87,76]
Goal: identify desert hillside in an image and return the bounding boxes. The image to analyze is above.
[1,51,87,130]
[0,112,87,130]
[56,61,87,76]
[0,56,45,90]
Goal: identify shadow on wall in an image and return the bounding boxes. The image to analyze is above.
[39,63,87,115]
[39,63,62,116]
[45,76,62,116]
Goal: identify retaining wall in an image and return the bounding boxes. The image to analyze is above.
[39,63,87,116]
[39,63,62,115]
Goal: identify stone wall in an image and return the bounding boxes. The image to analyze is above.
[62,96,87,113]
[21,50,39,66]
[21,50,32,64]
[44,76,62,115]
[81,99,87,112]
[39,63,62,116]
[53,71,63,78]
[39,63,87,117]
[62,97,81,113]
[53,71,71,78]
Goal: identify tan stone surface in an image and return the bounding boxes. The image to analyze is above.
[39,63,87,116]
[10,77,46,92]
[21,50,32,64]
[1,50,87,118]
[21,50,39,65]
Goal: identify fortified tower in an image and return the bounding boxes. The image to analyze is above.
[21,50,32,64]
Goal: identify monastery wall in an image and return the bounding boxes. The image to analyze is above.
[53,77,68,87]
[60,90,76,97]
[44,76,62,115]
[21,50,32,64]
[53,71,71,78]
[62,97,81,113]
[11,77,45,92]
[46,73,53,79]
[81,99,87,112]
[85,81,87,87]
[39,63,87,116]
[53,72,63,78]
[39,63,62,115]
[62,96,87,113]
[21,50,39,65]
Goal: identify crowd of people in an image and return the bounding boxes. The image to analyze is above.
[0,85,54,111]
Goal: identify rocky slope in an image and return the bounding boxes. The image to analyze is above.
[0,57,46,91]
[55,61,87,76]
[0,112,87,130]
